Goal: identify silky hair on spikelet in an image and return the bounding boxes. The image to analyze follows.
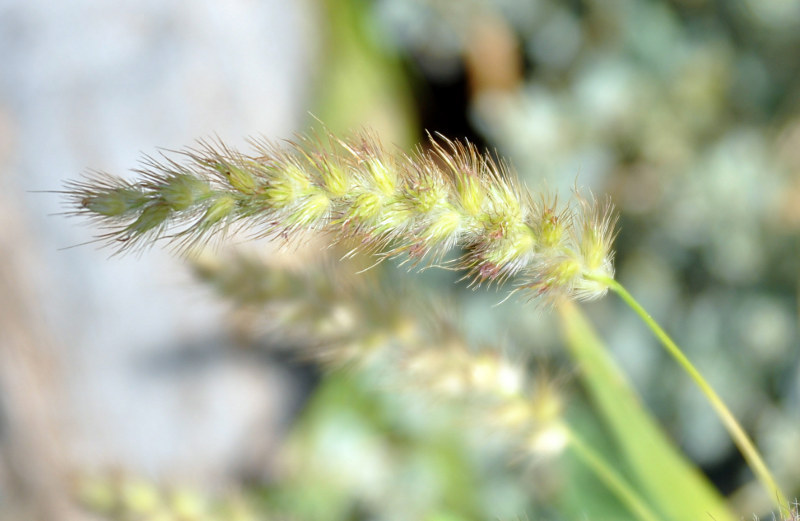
[64,128,618,301]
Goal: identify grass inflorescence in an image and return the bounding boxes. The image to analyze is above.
[196,252,566,451]
[65,130,617,301]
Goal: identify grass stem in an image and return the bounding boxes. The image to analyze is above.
[588,273,788,511]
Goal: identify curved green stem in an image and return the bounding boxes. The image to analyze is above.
[566,426,664,521]
[588,273,788,511]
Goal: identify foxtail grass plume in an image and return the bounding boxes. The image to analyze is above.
[196,252,569,459]
[76,474,258,521]
[66,129,617,300]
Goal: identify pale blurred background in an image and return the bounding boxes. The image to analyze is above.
[2,0,800,520]
[1,1,316,518]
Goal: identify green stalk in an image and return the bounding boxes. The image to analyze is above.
[589,274,787,511]
[566,426,664,521]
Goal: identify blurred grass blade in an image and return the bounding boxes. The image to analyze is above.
[557,300,735,521]
[566,427,663,521]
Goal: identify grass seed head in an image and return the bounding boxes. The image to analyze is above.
[64,128,618,300]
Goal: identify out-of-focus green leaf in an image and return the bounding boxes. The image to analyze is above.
[559,401,648,521]
[557,300,735,521]
[313,0,417,146]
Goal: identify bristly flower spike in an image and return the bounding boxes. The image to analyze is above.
[64,129,618,301]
